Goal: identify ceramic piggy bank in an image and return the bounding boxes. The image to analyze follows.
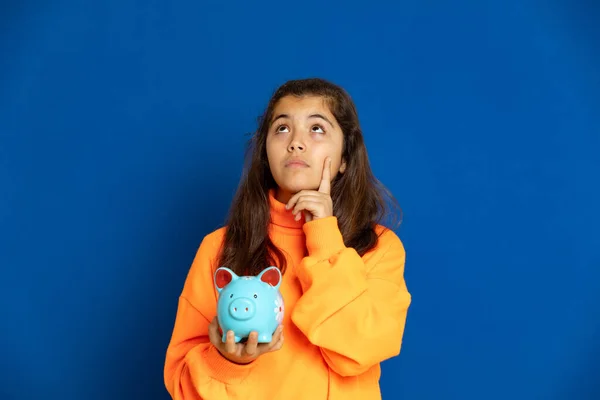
[214,266,284,343]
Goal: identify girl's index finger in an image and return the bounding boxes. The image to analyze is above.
[318,157,332,194]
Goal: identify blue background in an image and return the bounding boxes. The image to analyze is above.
[1,1,599,399]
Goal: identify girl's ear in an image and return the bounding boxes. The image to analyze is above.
[339,159,347,174]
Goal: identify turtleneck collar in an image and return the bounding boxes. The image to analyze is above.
[268,189,305,230]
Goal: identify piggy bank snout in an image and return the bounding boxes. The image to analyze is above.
[228,297,256,321]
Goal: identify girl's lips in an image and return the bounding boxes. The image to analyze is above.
[285,159,309,167]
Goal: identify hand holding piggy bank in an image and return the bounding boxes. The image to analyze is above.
[214,266,284,343]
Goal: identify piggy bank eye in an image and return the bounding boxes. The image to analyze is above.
[230,294,233,298]
[253,294,258,298]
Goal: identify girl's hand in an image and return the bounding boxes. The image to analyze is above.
[208,317,284,365]
[286,157,333,223]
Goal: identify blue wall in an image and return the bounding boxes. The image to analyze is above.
[1,1,598,399]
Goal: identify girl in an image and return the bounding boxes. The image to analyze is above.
[163,78,412,399]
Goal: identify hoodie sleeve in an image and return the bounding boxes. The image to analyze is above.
[290,216,412,377]
[163,233,256,399]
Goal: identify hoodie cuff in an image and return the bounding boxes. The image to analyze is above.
[302,216,346,260]
[190,344,256,385]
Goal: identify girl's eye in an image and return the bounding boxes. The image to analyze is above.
[253,294,258,298]
[276,125,289,133]
[311,125,324,134]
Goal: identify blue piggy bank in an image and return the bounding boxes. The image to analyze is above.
[214,266,284,343]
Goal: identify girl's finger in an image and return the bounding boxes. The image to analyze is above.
[270,338,284,351]
[304,211,312,222]
[270,330,284,352]
[245,332,258,356]
[318,157,332,194]
[207,318,221,346]
[285,191,321,210]
[225,330,236,354]
[292,200,321,217]
[266,325,284,350]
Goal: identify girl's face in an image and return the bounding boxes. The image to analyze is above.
[266,95,347,203]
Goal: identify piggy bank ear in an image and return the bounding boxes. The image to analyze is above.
[214,267,238,293]
[258,266,282,289]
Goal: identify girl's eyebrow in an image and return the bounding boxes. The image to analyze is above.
[270,113,335,129]
[270,114,289,125]
[308,113,335,128]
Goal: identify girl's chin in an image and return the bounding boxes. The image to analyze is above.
[278,182,318,194]
[274,184,316,203]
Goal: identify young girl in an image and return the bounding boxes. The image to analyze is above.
[163,78,412,399]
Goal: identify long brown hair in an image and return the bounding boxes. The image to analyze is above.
[218,78,402,276]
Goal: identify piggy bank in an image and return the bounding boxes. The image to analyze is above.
[214,266,284,343]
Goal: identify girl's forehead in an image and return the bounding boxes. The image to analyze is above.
[274,95,330,112]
